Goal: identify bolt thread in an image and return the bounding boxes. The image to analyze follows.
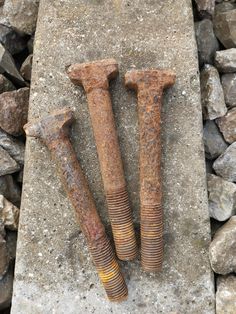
[141,204,163,272]
[89,234,128,302]
[106,186,137,261]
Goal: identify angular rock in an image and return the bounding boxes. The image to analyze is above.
[0,74,14,93]
[20,54,32,81]
[217,107,236,143]
[200,65,227,120]
[3,0,40,35]
[0,147,20,176]
[203,120,228,159]
[209,216,236,274]
[0,175,21,206]
[221,73,236,108]
[0,43,24,84]
[213,142,236,181]
[194,0,215,18]
[207,174,236,221]
[215,48,236,73]
[0,88,29,136]
[216,275,236,314]
[195,19,219,66]
[0,267,13,310]
[214,3,236,48]
[0,24,28,55]
[0,129,25,165]
[0,195,19,230]
[0,234,8,279]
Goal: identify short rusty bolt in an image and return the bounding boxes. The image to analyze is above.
[24,108,128,302]
[67,59,137,261]
[125,69,176,272]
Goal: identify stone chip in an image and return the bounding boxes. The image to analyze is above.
[207,174,236,221]
[216,275,236,314]
[217,107,236,143]
[221,73,236,108]
[0,175,21,207]
[215,48,236,73]
[0,195,19,230]
[194,0,215,18]
[0,234,8,279]
[209,216,236,274]
[0,146,20,176]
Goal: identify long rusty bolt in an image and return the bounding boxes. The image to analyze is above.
[24,108,128,302]
[67,59,137,261]
[125,69,176,272]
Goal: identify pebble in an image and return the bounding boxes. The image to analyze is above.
[0,43,24,85]
[0,146,20,176]
[200,65,227,120]
[0,175,21,207]
[209,216,236,274]
[20,54,33,81]
[0,128,25,165]
[0,74,14,94]
[0,266,13,310]
[0,234,8,279]
[213,142,236,182]
[195,19,219,66]
[3,0,40,35]
[207,174,236,221]
[0,195,19,230]
[214,2,236,48]
[216,275,236,314]
[0,24,27,55]
[217,107,236,143]
[215,48,236,73]
[0,87,29,136]
[203,120,228,159]
[194,0,215,18]
[221,73,236,108]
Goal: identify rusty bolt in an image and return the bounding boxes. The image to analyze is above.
[24,107,128,302]
[67,59,137,261]
[125,69,176,272]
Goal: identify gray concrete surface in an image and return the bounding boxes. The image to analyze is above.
[11,0,215,313]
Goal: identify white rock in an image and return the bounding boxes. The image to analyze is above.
[0,195,19,230]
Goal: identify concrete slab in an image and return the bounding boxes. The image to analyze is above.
[11,0,215,313]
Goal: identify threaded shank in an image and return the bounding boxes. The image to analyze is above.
[89,234,128,302]
[141,204,163,272]
[106,187,137,261]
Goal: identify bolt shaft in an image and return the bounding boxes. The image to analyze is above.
[67,59,137,261]
[24,108,128,301]
[125,69,176,272]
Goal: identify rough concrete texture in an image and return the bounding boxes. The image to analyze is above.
[11,1,214,313]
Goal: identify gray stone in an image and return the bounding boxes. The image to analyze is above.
[0,234,8,279]
[214,3,236,48]
[0,195,19,230]
[0,88,29,136]
[0,24,27,55]
[209,216,236,274]
[0,175,21,207]
[5,231,17,261]
[207,174,236,221]
[16,169,23,183]
[0,267,13,310]
[0,147,20,176]
[216,275,236,314]
[0,74,14,93]
[203,120,228,159]
[0,43,24,84]
[221,73,236,108]
[194,0,215,18]
[0,129,25,165]
[215,48,236,72]
[20,54,32,81]
[217,107,236,143]
[213,142,236,181]
[195,19,219,66]
[3,0,39,35]
[201,65,227,120]
[11,1,215,313]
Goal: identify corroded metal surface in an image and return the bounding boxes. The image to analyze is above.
[125,70,176,272]
[23,108,128,302]
[67,59,137,261]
